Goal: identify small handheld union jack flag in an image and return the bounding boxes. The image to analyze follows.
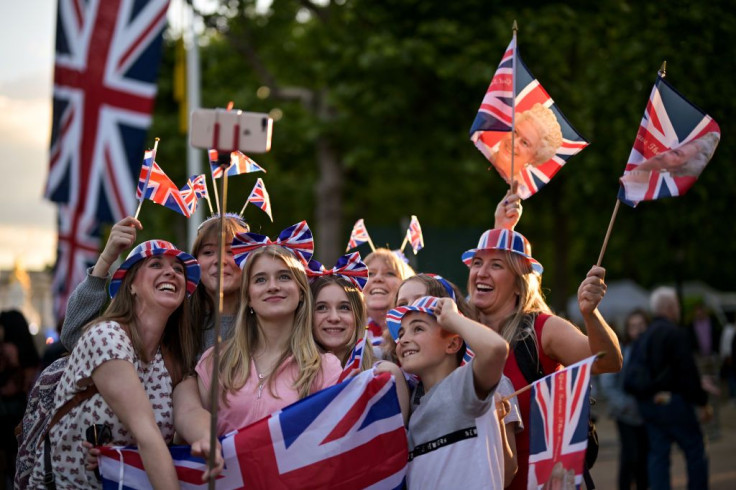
[405,215,424,254]
[337,337,366,383]
[209,149,266,179]
[135,153,191,218]
[240,178,272,221]
[346,219,373,252]
[618,74,720,207]
[469,34,589,199]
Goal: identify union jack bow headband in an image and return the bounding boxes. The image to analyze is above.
[232,221,314,268]
[306,252,369,290]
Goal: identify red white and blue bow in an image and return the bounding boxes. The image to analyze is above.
[232,221,314,268]
[306,252,369,290]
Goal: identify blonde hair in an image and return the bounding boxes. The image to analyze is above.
[517,103,563,165]
[310,275,376,371]
[364,248,415,281]
[469,251,552,345]
[216,246,322,403]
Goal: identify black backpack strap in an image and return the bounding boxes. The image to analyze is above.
[513,314,545,384]
[43,434,56,490]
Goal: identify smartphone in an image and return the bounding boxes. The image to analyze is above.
[190,108,273,153]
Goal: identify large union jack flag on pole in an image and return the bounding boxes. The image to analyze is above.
[527,356,596,489]
[45,0,169,316]
[469,33,589,199]
[98,370,408,489]
[618,74,720,207]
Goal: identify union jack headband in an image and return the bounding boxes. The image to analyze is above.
[461,228,543,274]
[109,240,201,298]
[387,295,474,366]
[424,273,457,301]
[306,252,369,290]
[386,296,441,342]
[232,221,314,268]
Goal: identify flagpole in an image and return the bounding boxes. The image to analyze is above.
[185,4,202,251]
[596,199,620,267]
[207,152,230,489]
[204,192,214,215]
[509,20,518,191]
[134,137,160,220]
[210,164,221,215]
[400,233,409,252]
[501,352,605,403]
[367,237,376,252]
[238,201,248,217]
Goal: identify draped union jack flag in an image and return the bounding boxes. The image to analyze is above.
[98,370,408,489]
[527,356,596,489]
[136,153,191,217]
[618,75,720,206]
[470,36,588,199]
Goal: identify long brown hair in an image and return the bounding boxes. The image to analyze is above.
[216,246,323,403]
[91,259,197,376]
[310,275,376,371]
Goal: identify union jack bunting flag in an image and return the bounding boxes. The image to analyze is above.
[618,75,720,206]
[346,219,371,252]
[45,0,169,222]
[469,35,589,199]
[405,215,424,254]
[245,178,273,221]
[337,337,366,383]
[527,355,596,489]
[209,150,266,179]
[136,154,191,217]
[52,206,102,317]
[98,370,408,489]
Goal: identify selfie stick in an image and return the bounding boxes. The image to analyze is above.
[134,138,160,220]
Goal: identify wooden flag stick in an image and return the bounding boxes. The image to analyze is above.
[596,199,621,267]
[134,138,160,220]
[367,237,376,252]
[509,20,519,191]
[399,234,409,253]
[238,201,248,217]
[210,166,221,215]
[204,193,214,215]
[501,352,606,402]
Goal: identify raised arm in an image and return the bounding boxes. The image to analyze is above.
[542,266,622,374]
[374,361,411,425]
[434,298,509,398]
[92,359,179,489]
[60,217,141,350]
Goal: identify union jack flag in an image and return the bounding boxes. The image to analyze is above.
[98,370,408,489]
[337,337,366,383]
[45,0,169,314]
[45,0,169,221]
[52,205,102,317]
[405,215,424,254]
[527,356,596,489]
[209,150,266,178]
[346,219,371,252]
[136,153,191,217]
[470,35,588,199]
[618,75,720,206]
[179,175,205,216]
[244,178,273,221]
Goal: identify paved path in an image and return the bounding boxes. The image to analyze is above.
[589,399,736,489]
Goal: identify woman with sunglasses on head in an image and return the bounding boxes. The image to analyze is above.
[25,240,222,488]
[181,222,342,437]
[307,253,376,372]
[60,213,249,355]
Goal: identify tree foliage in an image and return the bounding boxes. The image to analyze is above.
[145,0,736,312]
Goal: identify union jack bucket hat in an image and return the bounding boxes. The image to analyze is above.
[109,240,200,298]
[386,296,441,342]
[461,228,543,274]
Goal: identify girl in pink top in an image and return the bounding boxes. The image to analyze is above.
[187,239,341,436]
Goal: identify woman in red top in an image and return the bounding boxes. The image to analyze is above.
[463,192,623,489]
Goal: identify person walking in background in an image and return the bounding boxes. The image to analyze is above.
[687,299,722,440]
[626,287,711,490]
[601,309,650,490]
[0,309,40,487]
